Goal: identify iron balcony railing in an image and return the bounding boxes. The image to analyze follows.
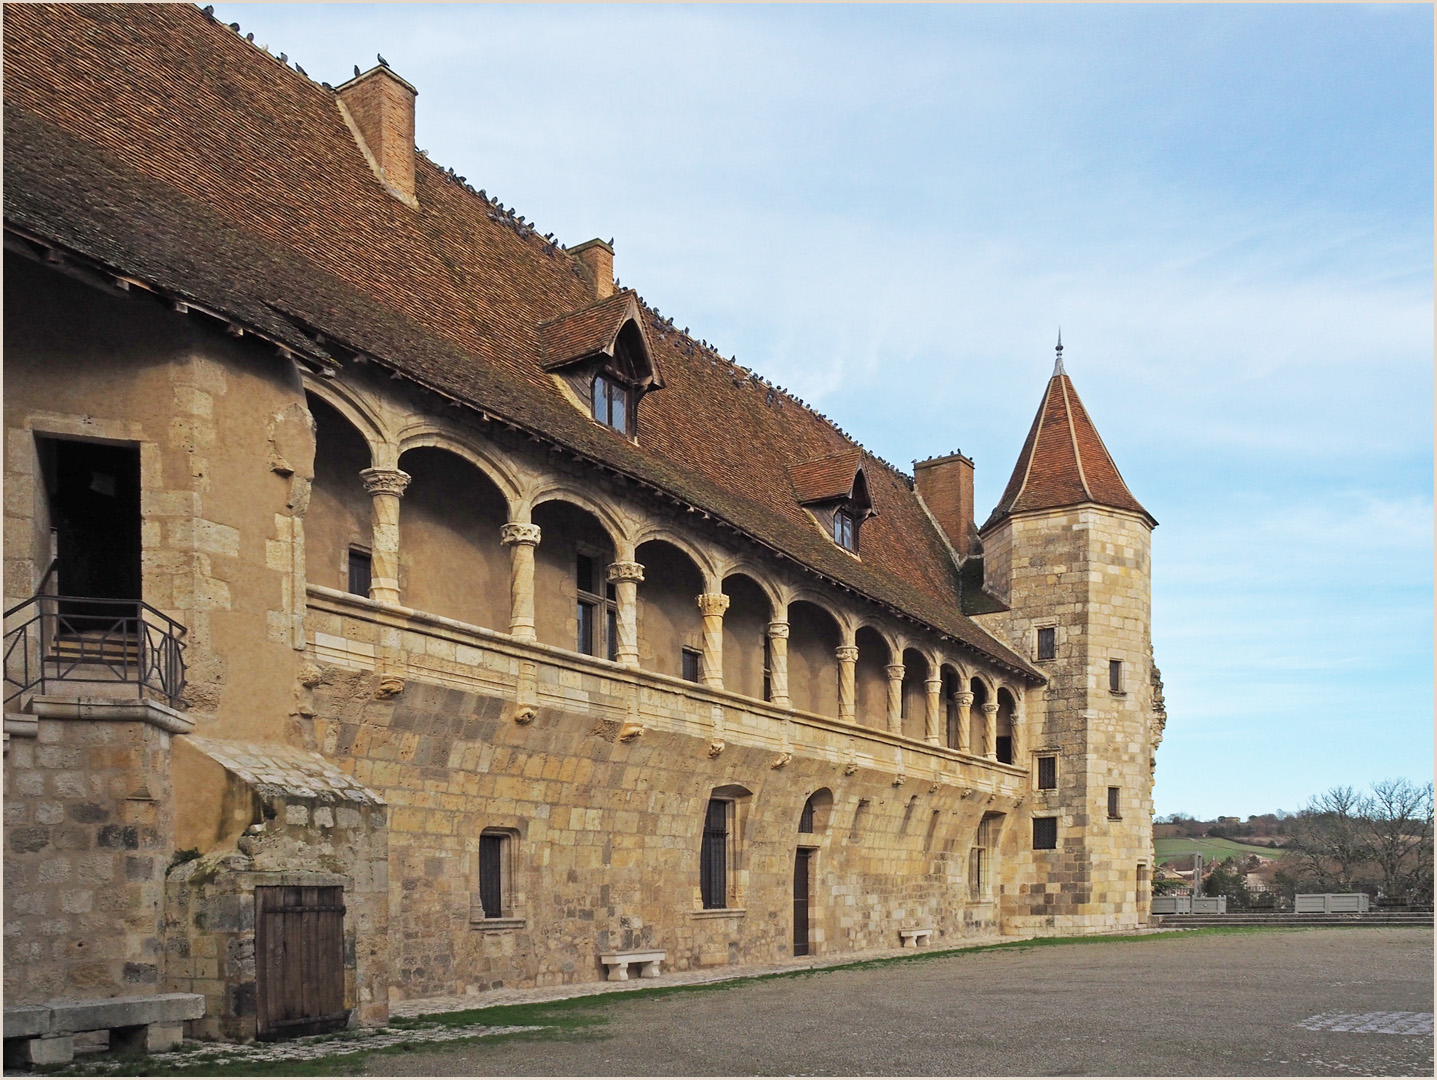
[3,593,187,709]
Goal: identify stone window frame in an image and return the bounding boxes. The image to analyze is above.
[1107,786,1122,821]
[681,646,703,683]
[1036,754,1058,791]
[471,827,524,930]
[1108,657,1126,695]
[697,785,752,913]
[1035,624,1057,661]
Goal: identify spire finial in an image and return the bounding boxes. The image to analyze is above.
[1053,328,1065,376]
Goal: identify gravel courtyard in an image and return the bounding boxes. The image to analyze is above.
[372,928,1434,1077]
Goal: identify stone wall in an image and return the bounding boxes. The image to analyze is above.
[2,700,188,1005]
[303,588,1026,1000]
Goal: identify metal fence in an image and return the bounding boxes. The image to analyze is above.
[3,593,187,709]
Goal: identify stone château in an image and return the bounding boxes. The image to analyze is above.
[2,3,1166,1048]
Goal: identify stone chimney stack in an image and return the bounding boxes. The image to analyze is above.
[914,451,979,557]
[570,239,615,300]
[336,66,418,207]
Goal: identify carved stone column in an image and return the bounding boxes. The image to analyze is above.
[766,620,790,707]
[359,467,410,605]
[955,691,974,753]
[884,663,905,735]
[696,592,729,690]
[923,676,943,746]
[835,644,859,723]
[500,522,541,641]
[981,701,1000,759]
[607,561,644,669]
[1011,698,1024,763]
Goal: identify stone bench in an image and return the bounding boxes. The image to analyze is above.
[899,928,934,948]
[3,993,205,1065]
[599,949,666,981]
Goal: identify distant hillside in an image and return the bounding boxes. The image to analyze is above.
[1154,836,1281,864]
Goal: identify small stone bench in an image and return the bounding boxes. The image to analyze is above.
[899,928,934,948]
[599,949,666,981]
[3,993,205,1065]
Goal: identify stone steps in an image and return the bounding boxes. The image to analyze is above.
[1153,912,1434,928]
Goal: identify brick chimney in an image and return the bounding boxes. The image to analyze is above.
[570,239,615,300]
[914,451,979,558]
[336,65,418,208]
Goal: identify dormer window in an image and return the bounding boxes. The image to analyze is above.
[539,293,664,441]
[592,373,631,434]
[787,448,876,557]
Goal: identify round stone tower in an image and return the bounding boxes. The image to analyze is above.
[976,339,1165,932]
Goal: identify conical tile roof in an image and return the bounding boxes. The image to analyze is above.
[983,358,1154,530]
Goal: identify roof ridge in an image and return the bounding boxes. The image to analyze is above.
[1058,374,1094,502]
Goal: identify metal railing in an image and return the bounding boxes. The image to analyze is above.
[3,593,187,709]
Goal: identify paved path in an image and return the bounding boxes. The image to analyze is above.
[369,928,1434,1077]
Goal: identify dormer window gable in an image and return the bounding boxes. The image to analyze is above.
[539,292,663,437]
[788,449,877,555]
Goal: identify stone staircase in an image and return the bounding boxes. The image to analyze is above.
[1152,911,1434,929]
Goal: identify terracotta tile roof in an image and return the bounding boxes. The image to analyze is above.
[983,368,1154,530]
[2,3,1041,683]
[788,449,866,504]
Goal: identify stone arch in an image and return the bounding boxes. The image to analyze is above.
[531,497,620,656]
[635,538,706,679]
[526,482,630,555]
[395,444,510,629]
[853,625,891,731]
[715,558,782,617]
[900,647,930,742]
[786,598,841,718]
[396,426,523,513]
[782,587,848,639]
[721,571,773,700]
[304,391,376,595]
[631,523,719,586]
[303,378,391,463]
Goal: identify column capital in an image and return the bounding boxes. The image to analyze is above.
[606,560,645,583]
[955,691,975,707]
[500,522,541,547]
[834,644,859,663]
[924,676,943,692]
[980,701,1000,715]
[359,467,411,498]
[696,592,730,617]
[884,663,906,681]
[765,620,790,639]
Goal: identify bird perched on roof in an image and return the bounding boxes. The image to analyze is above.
[278,52,287,63]
[354,64,361,77]
[321,81,332,91]
[202,5,214,18]
[228,22,239,32]
[295,64,307,77]
[377,52,389,67]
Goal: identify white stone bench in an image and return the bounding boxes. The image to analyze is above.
[599,949,666,981]
[3,993,205,1065]
[899,928,934,948]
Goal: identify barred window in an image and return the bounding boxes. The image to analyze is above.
[1033,816,1058,850]
[1038,756,1057,790]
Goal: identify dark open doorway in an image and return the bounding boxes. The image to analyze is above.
[793,848,812,956]
[40,437,142,610]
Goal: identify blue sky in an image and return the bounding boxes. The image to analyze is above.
[214,3,1433,818]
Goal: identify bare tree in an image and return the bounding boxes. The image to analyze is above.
[1289,786,1369,890]
[1363,778,1434,904]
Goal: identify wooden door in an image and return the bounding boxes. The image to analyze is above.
[793,849,811,956]
[255,885,347,1040]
